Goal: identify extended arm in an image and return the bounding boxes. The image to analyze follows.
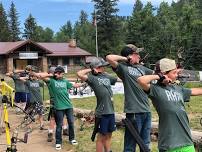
[31,72,52,81]
[6,72,13,77]
[191,88,202,96]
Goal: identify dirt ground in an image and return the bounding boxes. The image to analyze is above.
[0,108,75,152]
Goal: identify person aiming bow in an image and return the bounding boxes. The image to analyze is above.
[138,58,202,152]
[77,57,118,152]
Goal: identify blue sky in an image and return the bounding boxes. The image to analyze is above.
[1,0,176,33]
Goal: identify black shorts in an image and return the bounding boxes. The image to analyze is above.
[25,102,44,116]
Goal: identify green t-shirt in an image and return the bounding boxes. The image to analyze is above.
[149,84,193,151]
[114,62,153,113]
[47,78,73,110]
[25,80,43,104]
[87,73,117,116]
[11,74,27,93]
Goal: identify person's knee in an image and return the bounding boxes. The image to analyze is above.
[96,133,105,142]
[104,133,112,140]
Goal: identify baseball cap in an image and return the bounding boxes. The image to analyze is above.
[121,44,144,57]
[48,66,56,74]
[25,65,32,71]
[90,57,109,68]
[54,66,65,73]
[155,58,177,73]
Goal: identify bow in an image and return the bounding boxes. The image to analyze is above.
[176,47,199,85]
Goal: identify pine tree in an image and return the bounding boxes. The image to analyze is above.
[127,0,143,45]
[8,1,21,41]
[23,14,38,41]
[43,27,54,42]
[79,10,88,25]
[74,11,96,55]
[156,2,179,59]
[0,3,11,41]
[54,20,72,42]
[92,0,123,56]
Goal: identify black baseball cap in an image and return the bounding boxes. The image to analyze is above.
[54,66,65,73]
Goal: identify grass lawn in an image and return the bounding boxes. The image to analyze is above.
[72,93,202,151]
[1,77,202,151]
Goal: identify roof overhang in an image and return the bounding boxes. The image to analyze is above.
[7,40,53,54]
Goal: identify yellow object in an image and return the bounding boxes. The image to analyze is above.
[3,103,11,146]
[1,80,15,150]
[1,81,15,106]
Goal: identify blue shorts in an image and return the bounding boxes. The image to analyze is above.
[98,114,116,134]
[15,92,30,103]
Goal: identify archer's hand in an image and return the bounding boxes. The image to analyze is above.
[126,55,132,63]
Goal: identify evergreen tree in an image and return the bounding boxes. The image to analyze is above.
[92,0,123,56]
[178,2,202,69]
[139,2,157,53]
[23,14,38,41]
[156,2,179,59]
[0,3,11,41]
[79,10,88,25]
[8,1,21,41]
[74,11,96,55]
[35,26,54,42]
[127,1,158,65]
[43,27,54,42]
[54,20,72,42]
[127,0,143,45]
[195,0,202,17]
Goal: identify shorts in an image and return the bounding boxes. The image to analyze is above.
[98,114,116,134]
[15,92,30,103]
[35,102,44,115]
[25,102,44,116]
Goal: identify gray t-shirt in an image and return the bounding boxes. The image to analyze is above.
[149,84,193,151]
[87,73,117,116]
[11,73,26,93]
[114,62,153,113]
[25,80,43,104]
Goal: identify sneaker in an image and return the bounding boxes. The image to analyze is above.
[47,133,53,142]
[63,129,68,136]
[70,139,78,145]
[40,125,47,130]
[55,144,61,150]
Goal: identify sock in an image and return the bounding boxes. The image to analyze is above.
[48,129,53,133]
[63,125,68,130]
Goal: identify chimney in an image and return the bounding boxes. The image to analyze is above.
[69,39,76,48]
